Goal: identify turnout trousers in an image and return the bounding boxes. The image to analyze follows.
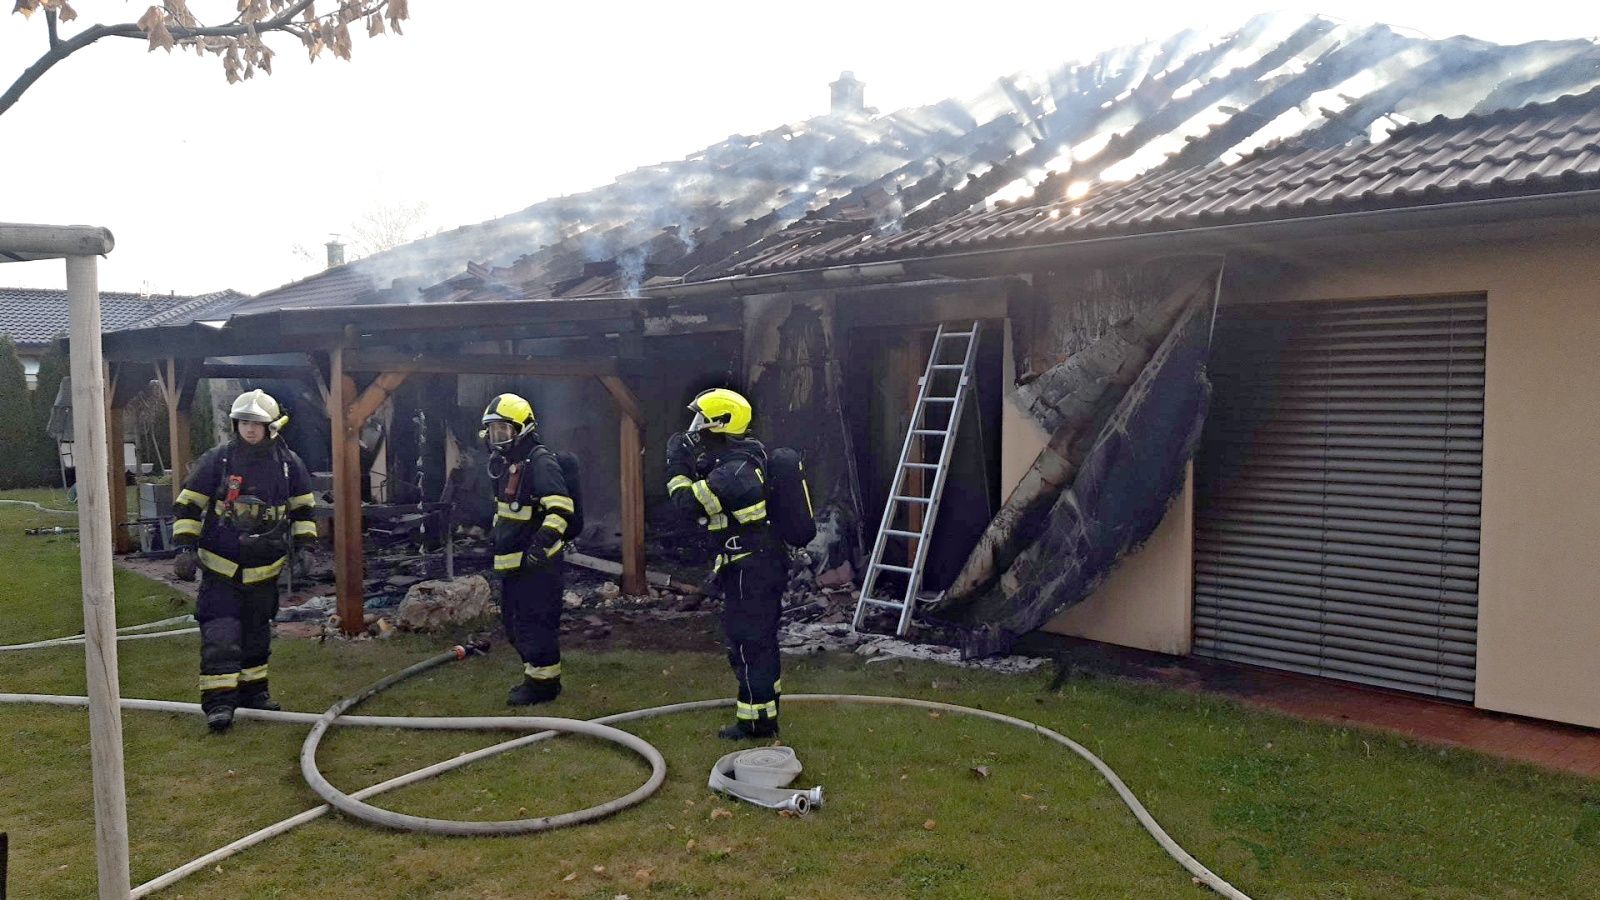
[720,549,786,726]
[501,560,565,679]
[196,570,280,704]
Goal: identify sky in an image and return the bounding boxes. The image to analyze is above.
[2,1,1598,297]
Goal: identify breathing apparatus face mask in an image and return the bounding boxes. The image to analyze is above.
[484,421,518,452]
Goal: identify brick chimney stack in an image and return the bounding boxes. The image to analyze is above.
[831,71,865,117]
[325,240,346,268]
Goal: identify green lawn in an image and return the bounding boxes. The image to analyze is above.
[0,489,1597,899]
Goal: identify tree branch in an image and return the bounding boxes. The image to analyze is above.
[3,0,392,116]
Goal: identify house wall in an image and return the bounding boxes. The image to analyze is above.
[999,320,1196,655]
[1249,228,1600,729]
[998,227,1600,728]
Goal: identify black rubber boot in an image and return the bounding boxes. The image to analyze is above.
[718,719,780,741]
[237,681,281,712]
[201,688,237,734]
[506,677,562,707]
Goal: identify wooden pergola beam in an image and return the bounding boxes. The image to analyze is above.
[599,375,646,597]
[344,350,619,378]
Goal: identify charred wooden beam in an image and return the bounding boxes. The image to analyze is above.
[344,350,619,378]
[938,271,1212,607]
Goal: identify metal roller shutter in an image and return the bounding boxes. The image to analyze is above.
[1193,295,1485,700]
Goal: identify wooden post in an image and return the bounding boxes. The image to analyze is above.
[103,364,131,555]
[329,348,364,636]
[599,375,647,597]
[155,358,192,483]
[66,254,132,900]
[329,357,409,636]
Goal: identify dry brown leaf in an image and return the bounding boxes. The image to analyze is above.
[923,820,937,831]
[633,867,655,881]
[971,765,990,778]
[1021,793,1035,801]
[561,872,577,882]
[685,839,697,851]
[778,809,799,818]
[592,865,606,874]
[928,712,942,719]
[709,807,733,820]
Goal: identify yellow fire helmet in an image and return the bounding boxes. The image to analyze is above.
[688,388,752,436]
[481,393,537,450]
[230,389,288,437]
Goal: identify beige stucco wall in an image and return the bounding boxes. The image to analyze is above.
[997,227,1600,728]
[1256,228,1600,728]
[998,321,1196,655]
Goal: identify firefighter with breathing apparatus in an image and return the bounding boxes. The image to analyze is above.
[171,389,317,733]
[667,388,789,740]
[482,393,576,706]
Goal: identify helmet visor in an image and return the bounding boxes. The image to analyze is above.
[485,420,518,447]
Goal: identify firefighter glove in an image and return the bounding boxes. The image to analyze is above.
[173,548,199,582]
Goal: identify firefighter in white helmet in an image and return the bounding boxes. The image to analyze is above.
[171,389,317,733]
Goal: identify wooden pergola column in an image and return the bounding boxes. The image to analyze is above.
[102,363,132,554]
[152,357,198,483]
[599,375,647,597]
[328,346,409,636]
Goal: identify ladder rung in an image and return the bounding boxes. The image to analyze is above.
[884,529,921,539]
[874,564,915,574]
[911,429,947,436]
[862,598,908,610]
[930,364,965,370]
[921,396,956,404]
[937,330,976,340]
[903,462,938,469]
[893,495,931,504]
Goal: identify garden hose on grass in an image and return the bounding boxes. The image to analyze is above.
[0,647,1254,900]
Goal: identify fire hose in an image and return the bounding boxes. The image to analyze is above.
[708,745,822,815]
[0,615,198,652]
[0,645,1254,900]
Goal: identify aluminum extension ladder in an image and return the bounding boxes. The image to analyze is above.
[852,321,981,636]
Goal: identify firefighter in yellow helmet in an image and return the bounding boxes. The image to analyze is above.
[171,389,317,733]
[482,393,576,706]
[666,388,787,740]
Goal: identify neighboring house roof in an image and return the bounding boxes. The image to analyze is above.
[216,13,1600,311]
[0,287,246,347]
[739,85,1600,272]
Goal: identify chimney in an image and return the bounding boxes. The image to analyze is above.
[830,71,865,117]
[325,240,346,268]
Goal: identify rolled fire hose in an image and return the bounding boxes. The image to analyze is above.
[708,745,823,815]
[0,648,1254,900]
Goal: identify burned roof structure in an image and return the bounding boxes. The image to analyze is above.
[190,12,1600,313]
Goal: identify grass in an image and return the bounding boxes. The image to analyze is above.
[1,488,1598,898]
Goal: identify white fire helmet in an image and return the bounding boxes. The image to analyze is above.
[230,389,288,437]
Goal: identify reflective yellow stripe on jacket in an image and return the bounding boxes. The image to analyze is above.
[197,548,285,584]
[541,494,575,514]
[731,500,767,524]
[496,501,534,523]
